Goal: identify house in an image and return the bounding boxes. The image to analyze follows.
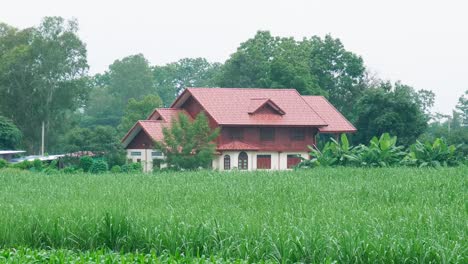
[121,88,356,172]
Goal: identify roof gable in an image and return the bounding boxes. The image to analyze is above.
[121,120,166,148]
[248,98,285,115]
[148,108,191,122]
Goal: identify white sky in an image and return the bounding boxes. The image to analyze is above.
[1,0,467,114]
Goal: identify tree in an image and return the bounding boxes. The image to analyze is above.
[83,55,157,127]
[0,116,22,149]
[353,81,428,146]
[118,94,163,134]
[153,58,221,105]
[154,113,219,170]
[217,31,367,120]
[307,35,367,119]
[455,90,467,126]
[0,17,88,152]
[218,31,278,88]
[416,89,435,117]
[108,54,154,104]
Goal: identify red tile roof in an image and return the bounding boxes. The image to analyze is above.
[217,140,259,151]
[172,88,327,126]
[148,108,191,121]
[302,96,357,133]
[121,120,166,147]
[123,88,356,147]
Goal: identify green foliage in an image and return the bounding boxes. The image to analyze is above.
[79,156,93,172]
[354,82,428,145]
[298,134,358,168]
[0,116,22,149]
[455,90,467,126]
[153,58,221,105]
[404,138,461,167]
[0,17,88,152]
[0,168,465,263]
[62,166,79,174]
[0,158,7,169]
[354,133,407,167]
[110,165,122,173]
[122,162,142,173]
[32,159,42,171]
[108,54,154,105]
[218,31,367,118]
[299,133,464,169]
[155,113,220,170]
[10,160,33,170]
[118,94,162,133]
[90,160,108,174]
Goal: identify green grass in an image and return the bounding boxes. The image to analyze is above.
[0,167,466,263]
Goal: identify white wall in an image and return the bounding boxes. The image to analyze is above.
[214,151,308,171]
[126,149,164,172]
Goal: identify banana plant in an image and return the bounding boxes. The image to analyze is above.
[404,138,461,167]
[355,133,406,167]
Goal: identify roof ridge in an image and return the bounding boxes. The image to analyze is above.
[294,90,327,126]
[187,87,298,91]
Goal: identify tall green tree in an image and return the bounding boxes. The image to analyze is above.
[0,116,22,149]
[84,55,155,127]
[455,90,467,126]
[353,81,428,146]
[118,94,163,134]
[153,58,221,105]
[217,31,367,119]
[108,54,154,104]
[0,17,88,152]
[154,113,219,170]
[307,35,367,119]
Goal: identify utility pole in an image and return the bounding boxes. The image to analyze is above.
[41,121,45,156]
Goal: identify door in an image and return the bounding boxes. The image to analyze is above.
[238,152,248,170]
[257,155,271,169]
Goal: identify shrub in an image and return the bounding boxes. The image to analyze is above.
[0,158,7,169]
[404,138,461,167]
[90,160,108,174]
[32,159,43,171]
[110,165,122,173]
[79,156,94,172]
[62,166,76,174]
[11,160,33,170]
[122,162,142,173]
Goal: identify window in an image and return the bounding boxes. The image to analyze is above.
[287,154,302,169]
[257,155,271,169]
[260,128,275,141]
[130,151,142,156]
[224,155,231,170]
[136,159,141,163]
[238,152,248,170]
[290,128,305,141]
[152,151,163,157]
[229,128,243,140]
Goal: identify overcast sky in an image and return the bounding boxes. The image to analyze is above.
[1,0,466,114]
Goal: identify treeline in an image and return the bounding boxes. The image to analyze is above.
[0,17,467,157]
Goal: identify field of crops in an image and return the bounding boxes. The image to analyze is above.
[0,167,466,263]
